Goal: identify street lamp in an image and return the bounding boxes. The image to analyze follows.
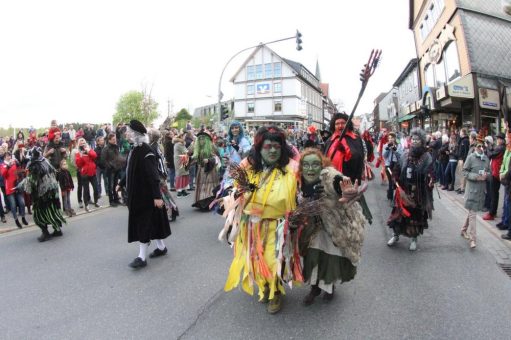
[217,31,303,130]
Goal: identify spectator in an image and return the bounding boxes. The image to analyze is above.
[483,133,506,221]
[94,136,107,198]
[44,130,67,170]
[461,139,490,249]
[163,130,176,191]
[443,134,458,191]
[498,132,511,233]
[0,151,28,228]
[75,138,100,212]
[383,132,402,201]
[70,141,84,208]
[68,124,76,143]
[455,129,472,194]
[102,133,124,207]
[56,159,75,217]
[438,134,450,188]
[173,134,190,197]
[61,126,71,147]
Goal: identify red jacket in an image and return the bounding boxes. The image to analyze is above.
[75,149,97,177]
[0,161,19,195]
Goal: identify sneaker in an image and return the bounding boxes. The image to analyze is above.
[84,205,91,213]
[70,209,77,216]
[469,240,476,248]
[458,190,464,195]
[129,257,147,269]
[149,247,167,258]
[181,191,190,197]
[79,202,84,209]
[267,294,282,314]
[1,216,6,223]
[460,230,470,240]
[188,187,195,191]
[482,213,494,221]
[22,217,29,225]
[387,235,399,246]
[409,238,417,251]
[496,222,508,230]
[15,219,22,229]
[94,202,101,208]
[177,191,183,197]
[501,234,511,240]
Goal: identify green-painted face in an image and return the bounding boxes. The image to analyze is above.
[198,135,206,146]
[261,139,281,166]
[302,154,322,184]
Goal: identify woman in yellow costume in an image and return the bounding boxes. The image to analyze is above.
[220,126,300,314]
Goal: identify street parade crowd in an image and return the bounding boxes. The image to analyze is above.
[2,113,511,314]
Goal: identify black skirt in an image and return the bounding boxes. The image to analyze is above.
[128,206,171,243]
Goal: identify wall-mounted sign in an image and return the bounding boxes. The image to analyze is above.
[479,88,500,110]
[256,83,270,94]
[423,24,456,65]
[436,86,447,100]
[448,74,474,98]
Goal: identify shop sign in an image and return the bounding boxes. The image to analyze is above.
[256,83,270,94]
[479,88,500,110]
[448,74,474,99]
[436,86,447,100]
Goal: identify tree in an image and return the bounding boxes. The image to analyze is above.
[113,90,159,125]
[175,108,192,121]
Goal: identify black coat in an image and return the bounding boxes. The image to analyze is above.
[121,143,170,243]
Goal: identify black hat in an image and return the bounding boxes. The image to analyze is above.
[496,132,506,140]
[196,130,213,140]
[129,120,147,134]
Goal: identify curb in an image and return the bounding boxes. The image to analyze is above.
[0,205,114,235]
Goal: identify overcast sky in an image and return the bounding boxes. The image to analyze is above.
[0,0,416,129]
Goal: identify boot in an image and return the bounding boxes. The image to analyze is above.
[387,234,399,246]
[409,237,417,251]
[52,228,63,237]
[15,219,22,229]
[37,227,52,242]
[267,293,282,314]
[303,285,321,306]
[22,217,29,225]
[27,206,32,215]
[323,285,335,302]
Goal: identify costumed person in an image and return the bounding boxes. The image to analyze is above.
[376,129,389,185]
[220,126,300,314]
[148,128,179,222]
[117,120,171,269]
[191,130,220,210]
[461,138,489,249]
[173,133,190,198]
[25,147,66,242]
[387,128,434,251]
[382,132,402,202]
[323,112,373,223]
[291,148,366,305]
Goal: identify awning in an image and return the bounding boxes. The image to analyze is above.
[398,114,416,122]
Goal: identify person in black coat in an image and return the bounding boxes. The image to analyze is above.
[118,120,171,269]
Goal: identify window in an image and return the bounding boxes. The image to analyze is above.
[274,82,282,93]
[265,63,273,78]
[425,64,435,87]
[435,61,447,87]
[444,42,461,83]
[247,65,255,80]
[256,65,263,79]
[247,84,254,95]
[274,100,282,112]
[273,62,282,77]
[247,102,255,113]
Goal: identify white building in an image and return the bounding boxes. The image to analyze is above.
[230,44,323,130]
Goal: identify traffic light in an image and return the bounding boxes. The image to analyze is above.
[221,104,229,121]
[295,30,302,51]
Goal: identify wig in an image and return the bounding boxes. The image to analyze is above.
[127,127,149,146]
[410,127,427,146]
[248,126,295,174]
[228,121,245,145]
[147,128,161,144]
[192,134,215,160]
[329,112,352,134]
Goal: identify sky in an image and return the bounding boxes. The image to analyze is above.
[0,0,416,129]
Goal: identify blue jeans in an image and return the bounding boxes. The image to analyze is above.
[167,168,176,189]
[445,161,457,187]
[96,167,108,196]
[502,190,510,227]
[6,192,25,220]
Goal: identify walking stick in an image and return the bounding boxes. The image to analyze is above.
[338,49,382,142]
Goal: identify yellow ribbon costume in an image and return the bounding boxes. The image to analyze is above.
[224,163,298,301]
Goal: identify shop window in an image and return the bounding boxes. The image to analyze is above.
[444,42,461,83]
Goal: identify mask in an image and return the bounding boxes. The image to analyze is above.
[260,140,281,166]
[301,154,322,184]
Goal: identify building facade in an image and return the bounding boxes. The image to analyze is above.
[393,58,421,131]
[409,0,511,135]
[230,44,323,130]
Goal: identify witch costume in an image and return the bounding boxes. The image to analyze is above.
[25,147,66,242]
[387,128,434,251]
[191,131,220,210]
[119,120,171,269]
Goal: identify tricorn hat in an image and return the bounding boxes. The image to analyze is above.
[129,119,147,134]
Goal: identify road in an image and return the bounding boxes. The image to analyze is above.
[1,181,511,340]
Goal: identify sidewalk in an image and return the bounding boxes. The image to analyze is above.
[0,181,112,234]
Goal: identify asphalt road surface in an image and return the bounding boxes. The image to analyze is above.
[1,181,511,340]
